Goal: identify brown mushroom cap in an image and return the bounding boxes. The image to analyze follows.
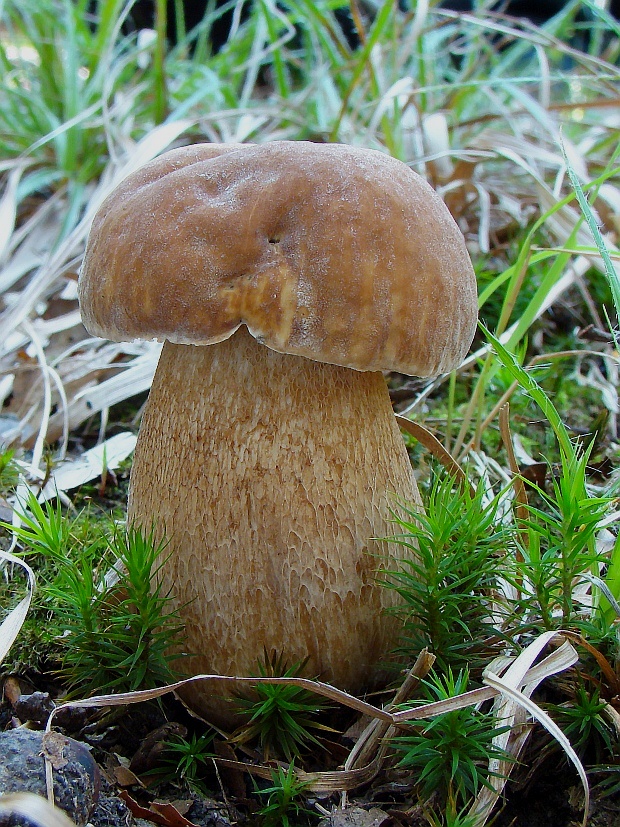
[79,141,477,376]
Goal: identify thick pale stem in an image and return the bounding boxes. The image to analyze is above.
[129,327,420,723]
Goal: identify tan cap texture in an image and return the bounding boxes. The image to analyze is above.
[79,140,477,376]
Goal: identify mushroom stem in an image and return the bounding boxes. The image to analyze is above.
[128,326,420,723]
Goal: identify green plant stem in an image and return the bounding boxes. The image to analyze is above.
[601,532,620,624]
[329,0,397,142]
[153,0,169,123]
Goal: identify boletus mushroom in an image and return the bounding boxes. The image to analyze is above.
[78,141,477,724]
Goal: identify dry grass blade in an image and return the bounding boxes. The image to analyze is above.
[40,432,137,500]
[211,656,435,794]
[0,549,36,667]
[396,415,474,496]
[602,703,620,740]
[561,631,620,697]
[68,344,161,414]
[469,635,582,827]
[0,129,199,475]
[45,675,395,729]
[401,259,591,424]
[42,635,578,799]
[345,649,436,773]
[18,341,160,448]
[0,120,192,360]
[480,672,589,827]
[0,166,23,263]
[213,754,384,793]
[0,792,77,827]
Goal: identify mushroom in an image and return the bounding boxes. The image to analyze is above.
[78,141,477,724]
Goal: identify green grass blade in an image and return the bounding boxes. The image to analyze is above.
[560,136,620,333]
[480,322,575,460]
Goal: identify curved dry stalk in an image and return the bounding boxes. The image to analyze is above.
[344,649,436,773]
[396,415,474,497]
[0,549,36,666]
[470,635,584,827]
[42,633,578,805]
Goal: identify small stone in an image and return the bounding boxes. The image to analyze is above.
[0,728,99,827]
[13,694,55,728]
[319,806,392,827]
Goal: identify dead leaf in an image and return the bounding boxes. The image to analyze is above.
[119,791,200,827]
[3,675,22,706]
[41,731,70,770]
[213,738,246,800]
[129,722,187,775]
[151,801,201,827]
[113,765,145,788]
[119,792,168,825]
[168,800,193,816]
